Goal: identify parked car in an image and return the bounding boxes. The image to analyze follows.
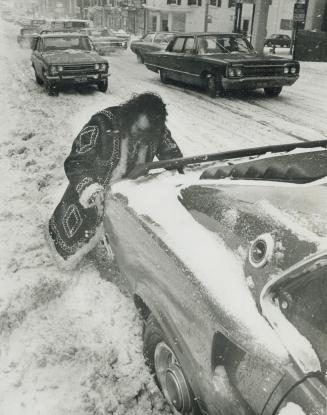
[80,28,128,54]
[100,139,327,415]
[17,26,40,48]
[264,34,291,48]
[108,28,130,41]
[130,31,177,63]
[31,32,109,95]
[144,32,299,98]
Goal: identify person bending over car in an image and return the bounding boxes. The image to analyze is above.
[47,92,183,270]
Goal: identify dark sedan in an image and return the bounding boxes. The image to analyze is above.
[144,32,299,98]
[130,31,177,63]
[100,140,327,415]
[31,33,109,95]
[265,34,291,48]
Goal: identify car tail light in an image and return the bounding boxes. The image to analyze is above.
[235,67,243,77]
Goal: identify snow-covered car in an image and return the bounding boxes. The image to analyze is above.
[101,140,327,415]
[31,32,109,96]
[17,26,40,48]
[130,32,177,63]
[80,28,128,55]
[144,32,299,97]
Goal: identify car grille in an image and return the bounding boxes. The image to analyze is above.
[243,64,284,77]
[63,63,97,74]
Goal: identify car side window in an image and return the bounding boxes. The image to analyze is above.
[171,37,186,53]
[184,37,195,54]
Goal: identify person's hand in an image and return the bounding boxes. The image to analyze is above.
[80,183,105,213]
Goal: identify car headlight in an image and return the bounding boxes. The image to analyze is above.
[284,66,290,74]
[57,65,63,72]
[228,68,235,77]
[49,65,57,75]
[99,63,107,71]
[94,63,100,70]
[290,66,297,74]
[235,67,243,77]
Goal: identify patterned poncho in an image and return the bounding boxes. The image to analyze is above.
[47,106,183,269]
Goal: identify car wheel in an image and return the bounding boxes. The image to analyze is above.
[206,75,218,98]
[136,52,144,64]
[33,67,43,85]
[143,313,200,415]
[264,86,283,97]
[160,69,169,84]
[98,79,108,93]
[45,81,59,96]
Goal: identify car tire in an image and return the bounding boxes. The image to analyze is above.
[33,67,43,85]
[206,74,220,98]
[98,79,108,93]
[136,52,144,64]
[143,313,201,415]
[160,69,169,84]
[264,86,283,97]
[45,82,59,96]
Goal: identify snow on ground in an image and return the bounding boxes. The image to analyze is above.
[0,15,327,415]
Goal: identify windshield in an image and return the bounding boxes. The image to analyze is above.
[197,35,253,55]
[276,266,327,373]
[43,36,92,52]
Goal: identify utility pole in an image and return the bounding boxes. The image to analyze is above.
[251,0,270,52]
[204,0,209,32]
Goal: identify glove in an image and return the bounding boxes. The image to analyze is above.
[79,183,104,210]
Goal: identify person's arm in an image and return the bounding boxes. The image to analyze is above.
[156,126,183,160]
[64,113,107,208]
[156,126,184,174]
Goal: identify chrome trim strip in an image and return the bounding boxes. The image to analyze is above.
[145,63,201,78]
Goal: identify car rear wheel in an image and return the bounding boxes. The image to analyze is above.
[98,79,108,93]
[143,313,200,415]
[136,52,144,64]
[160,69,169,84]
[264,86,282,97]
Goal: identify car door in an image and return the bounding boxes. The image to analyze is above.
[163,36,187,82]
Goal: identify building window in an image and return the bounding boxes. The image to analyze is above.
[188,0,201,5]
[210,0,221,6]
[280,19,293,30]
[228,0,235,7]
[168,0,182,4]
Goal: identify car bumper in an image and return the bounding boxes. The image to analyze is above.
[45,73,109,84]
[222,75,299,90]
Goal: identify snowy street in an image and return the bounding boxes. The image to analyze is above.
[0,16,327,415]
